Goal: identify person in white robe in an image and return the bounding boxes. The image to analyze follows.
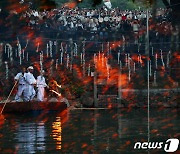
[24,66,36,101]
[14,67,27,102]
[36,71,48,102]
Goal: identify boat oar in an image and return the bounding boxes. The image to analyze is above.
[0,81,18,114]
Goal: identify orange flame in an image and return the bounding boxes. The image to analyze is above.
[63,2,77,9]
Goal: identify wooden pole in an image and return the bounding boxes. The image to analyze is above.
[1,81,17,114]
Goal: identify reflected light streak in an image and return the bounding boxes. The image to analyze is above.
[52,117,62,150]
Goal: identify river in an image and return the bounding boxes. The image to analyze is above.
[0,108,179,153]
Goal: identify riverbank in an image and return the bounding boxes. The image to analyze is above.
[73,88,180,108]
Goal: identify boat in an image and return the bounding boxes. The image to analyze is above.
[0,101,67,113]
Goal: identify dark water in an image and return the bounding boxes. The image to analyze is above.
[0,108,179,153]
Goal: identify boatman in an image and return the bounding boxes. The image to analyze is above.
[36,70,48,102]
[24,66,36,101]
[14,66,27,102]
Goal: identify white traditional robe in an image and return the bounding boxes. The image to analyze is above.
[14,72,27,102]
[36,76,47,102]
[24,72,36,101]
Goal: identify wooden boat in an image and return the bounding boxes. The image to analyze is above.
[0,101,67,113]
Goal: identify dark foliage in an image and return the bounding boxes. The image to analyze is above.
[92,0,102,7]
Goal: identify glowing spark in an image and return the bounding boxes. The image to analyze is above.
[50,90,61,96]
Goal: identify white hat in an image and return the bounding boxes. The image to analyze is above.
[27,66,34,70]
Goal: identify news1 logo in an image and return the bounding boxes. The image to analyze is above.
[134,139,179,152]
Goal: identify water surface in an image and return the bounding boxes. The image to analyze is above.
[0,108,179,153]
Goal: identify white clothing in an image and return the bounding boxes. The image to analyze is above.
[24,72,36,101]
[36,76,47,102]
[104,1,112,9]
[133,24,139,32]
[37,76,47,88]
[33,11,39,17]
[14,72,28,102]
[14,73,26,85]
[25,72,36,85]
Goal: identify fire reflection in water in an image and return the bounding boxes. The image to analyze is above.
[52,117,62,150]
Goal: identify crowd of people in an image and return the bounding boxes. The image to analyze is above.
[23,7,175,44]
[1,6,179,52]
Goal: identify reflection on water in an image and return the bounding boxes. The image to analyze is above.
[52,117,62,150]
[0,108,179,153]
[15,122,46,153]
